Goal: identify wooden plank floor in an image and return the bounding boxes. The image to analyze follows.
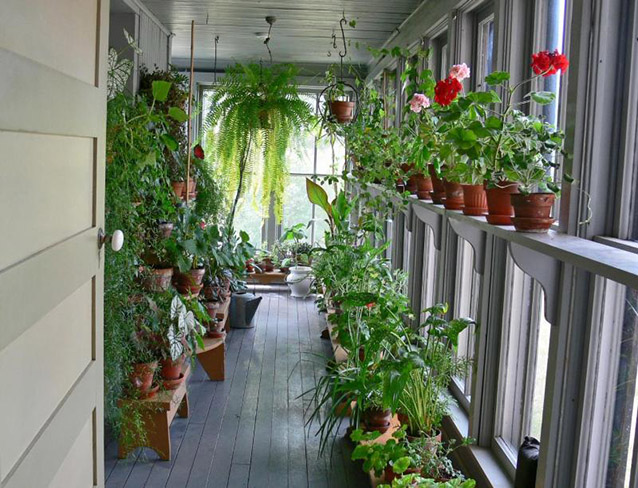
[105,291,369,488]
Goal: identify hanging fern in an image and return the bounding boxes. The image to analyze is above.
[204,63,314,224]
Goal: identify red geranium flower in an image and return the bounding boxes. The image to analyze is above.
[434,76,463,106]
[193,144,205,159]
[531,50,569,76]
[365,302,375,310]
[199,220,206,230]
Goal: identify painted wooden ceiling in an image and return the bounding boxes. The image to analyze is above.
[141,0,423,71]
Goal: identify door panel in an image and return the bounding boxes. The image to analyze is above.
[0,132,94,270]
[0,0,107,486]
[0,0,99,85]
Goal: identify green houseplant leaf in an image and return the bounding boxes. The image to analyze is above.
[168,106,189,123]
[306,178,333,218]
[152,80,172,102]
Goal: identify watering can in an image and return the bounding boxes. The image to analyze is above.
[229,292,262,329]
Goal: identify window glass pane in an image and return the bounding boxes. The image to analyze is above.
[440,43,448,79]
[453,239,480,404]
[282,175,314,235]
[233,186,264,247]
[495,256,551,466]
[606,288,638,487]
[289,93,317,174]
[316,135,345,175]
[475,15,495,90]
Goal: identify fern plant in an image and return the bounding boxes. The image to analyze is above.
[204,63,314,224]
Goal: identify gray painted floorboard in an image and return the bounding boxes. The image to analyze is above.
[105,291,369,488]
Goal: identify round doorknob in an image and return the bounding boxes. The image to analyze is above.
[98,228,125,252]
[111,230,124,251]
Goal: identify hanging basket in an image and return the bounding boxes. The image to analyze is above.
[319,82,360,125]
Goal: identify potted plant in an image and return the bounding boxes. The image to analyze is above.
[165,209,219,296]
[324,70,356,124]
[281,223,313,297]
[476,50,569,230]
[350,426,411,478]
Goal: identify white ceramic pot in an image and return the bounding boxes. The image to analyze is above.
[285,266,313,298]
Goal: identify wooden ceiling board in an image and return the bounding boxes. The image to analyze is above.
[140,0,422,68]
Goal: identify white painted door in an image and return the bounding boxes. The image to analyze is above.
[0,1,108,487]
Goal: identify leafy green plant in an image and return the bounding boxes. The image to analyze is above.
[379,474,476,488]
[204,63,314,224]
[350,426,410,476]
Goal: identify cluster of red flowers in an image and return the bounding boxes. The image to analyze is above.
[434,76,463,106]
[531,50,569,76]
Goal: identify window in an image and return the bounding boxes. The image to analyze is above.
[451,238,480,409]
[493,256,551,475]
[473,8,495,90]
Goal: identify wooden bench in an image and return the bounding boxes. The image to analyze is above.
[118,363,191,461]
[245,270,287,285]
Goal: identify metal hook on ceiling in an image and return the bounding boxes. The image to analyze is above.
[264,16,276,65]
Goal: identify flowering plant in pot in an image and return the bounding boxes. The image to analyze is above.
[474,50,569,230]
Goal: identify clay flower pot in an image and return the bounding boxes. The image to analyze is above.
[485,181,519,225]
[142,267,173,292]
[158,222,174,239]
[443,180,464,210]
[461,184,488,216]
[185,177,197,199]
[261,258,275,273]
[160,355,185,381]
[171,181,186,199]
[173,268,206,287]
[175,283,203,297]
[511,193,556,233]
[428,164,446,204]
[329,101,355,123]
[414,173,433,200]
[129,361,158,393]
[362,407,393,434]
[401,163,417,194]
[204,300,220,319]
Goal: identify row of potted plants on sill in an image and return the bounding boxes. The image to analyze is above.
[347,47,571,233]
[304,180,476,487]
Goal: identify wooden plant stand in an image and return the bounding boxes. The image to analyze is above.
[196,296,229,380]
[118,363,191,461]
[246,270,287,285]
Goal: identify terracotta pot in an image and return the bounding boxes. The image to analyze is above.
[142,267,173,292]
[158,222,174,239]
[401,163,418,194]
[461,184,488,216]
[443,180,464,210]
[206,321,226,339]
[175,283,203,297]
[204,300,220,319]
[171,181,186,199]
[511,193,556,233]
[280,266,290,273]
[362,407,393,434]
[414,173,433,200]
[173,268,206,287]
[185,177,197,195]
[160,356,185,381]
[129,361,158,393]
[246,259,255,273]
[203,284,222,301]
[330,101,355,123]
[428,164,446,204]
[261,258,275,273]
[485,181,519,225]
[162,373,185,390]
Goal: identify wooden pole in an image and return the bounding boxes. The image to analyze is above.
[185,20,195,204]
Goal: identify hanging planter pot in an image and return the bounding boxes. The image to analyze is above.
[428,164,446,204]
[329,100,355,124]
[461,184,488,216]
[485,181,519,225]
[173,268,206,296]
[171,181,186,199]
[511,193,555,233]
[443,180,464,210]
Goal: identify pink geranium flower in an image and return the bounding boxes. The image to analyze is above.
[449,63,471,81]
[408,93,431,113]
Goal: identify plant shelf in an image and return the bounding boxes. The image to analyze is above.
[246,271,287,285]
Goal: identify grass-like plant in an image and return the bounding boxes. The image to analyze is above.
[204,63,314,224]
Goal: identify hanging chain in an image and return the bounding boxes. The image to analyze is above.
[264,18,275,64]
[213,35,219,84]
